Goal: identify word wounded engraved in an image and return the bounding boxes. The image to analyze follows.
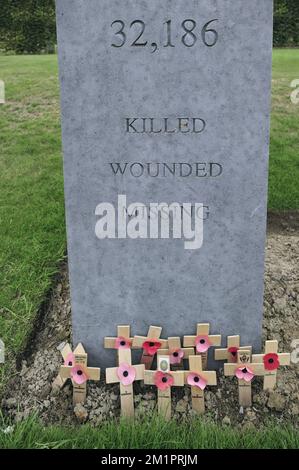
[109,162,223,178]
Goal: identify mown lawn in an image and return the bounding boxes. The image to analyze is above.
[0,50,298,393]
[0,414,298,449]
[0,55,65,388]
[269,49,299,209]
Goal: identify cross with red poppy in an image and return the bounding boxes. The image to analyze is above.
[215,335,252,363]
[144,354,184,420]
[184,355,217,414]
[104,325,135,364]
[252,340,291,391]
[183,323,221,369]
[224,349,265,407]
[59,343,101,405]
[106,348,145,418]
[157,337,194,370]
[132,326,168,369]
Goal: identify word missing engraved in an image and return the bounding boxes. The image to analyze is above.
[95,195,204,250]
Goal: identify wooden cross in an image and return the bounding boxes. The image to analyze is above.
[215,335,252,363]
[158,337,194,370]
[132,326,168,369]
[183,323,221,369]
[144,354,184,420]
[252,340,291,390]
[59,343,101,405]
[53,342,73,389]
[184,355,217,414]
[106,348,144,418]
[224,349,265,407]
[104,325,134,364]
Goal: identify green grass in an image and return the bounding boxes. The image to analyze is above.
[0,55,65,388]
[270,49,299,209]
[0,414,298,449]
[0,50,298,392]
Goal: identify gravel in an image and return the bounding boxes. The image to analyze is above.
[1,212,299,427]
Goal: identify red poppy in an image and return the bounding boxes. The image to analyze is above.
[228,347,239,363]
[154,371,174,391]
[142,339,162,356]
[263,353,280,371]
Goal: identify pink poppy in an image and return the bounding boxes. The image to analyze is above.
[228,347,239,363]
[117,363,136,386]
[235,366,255,382]
[195,335,212,353]
[115,336,131,350]
[187,373,207,390]
[170,349,184,365]
[154,371,174,391]
[142,339,162,356]
[64,352,75,367]
[71,365,88,385]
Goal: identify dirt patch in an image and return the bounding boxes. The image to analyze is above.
[1,213,299,428]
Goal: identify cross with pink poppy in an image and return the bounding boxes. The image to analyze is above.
[224,349,265,407]
[132,326,168,369]
[183,323,221,369]
[184,355,217,414]
[144,354,184,420]
[104,325,135,364]
[157,337,194,370]
[252,340,290,391]
[215,335,252,364]
[106,348,145,418]
[59,343,101,405]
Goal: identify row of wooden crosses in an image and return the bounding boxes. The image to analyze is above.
[53,323,291,420]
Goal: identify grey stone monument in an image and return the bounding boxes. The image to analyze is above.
[56,0,273,366]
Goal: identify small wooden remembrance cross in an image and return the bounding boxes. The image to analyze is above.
[252,340,290,390]
[104,325,134,364]
[183,323,221,369]
[53,342,73,389]
[59,343,101,405]
[144,353,184,420]
[158,336,194,370]
[215,335,252,363]
[184,355,217,414]
[224,349,265,407]
[132,326,168,369]
[106,348,144,418]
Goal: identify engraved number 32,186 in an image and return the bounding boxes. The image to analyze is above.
[111,19,219,52]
